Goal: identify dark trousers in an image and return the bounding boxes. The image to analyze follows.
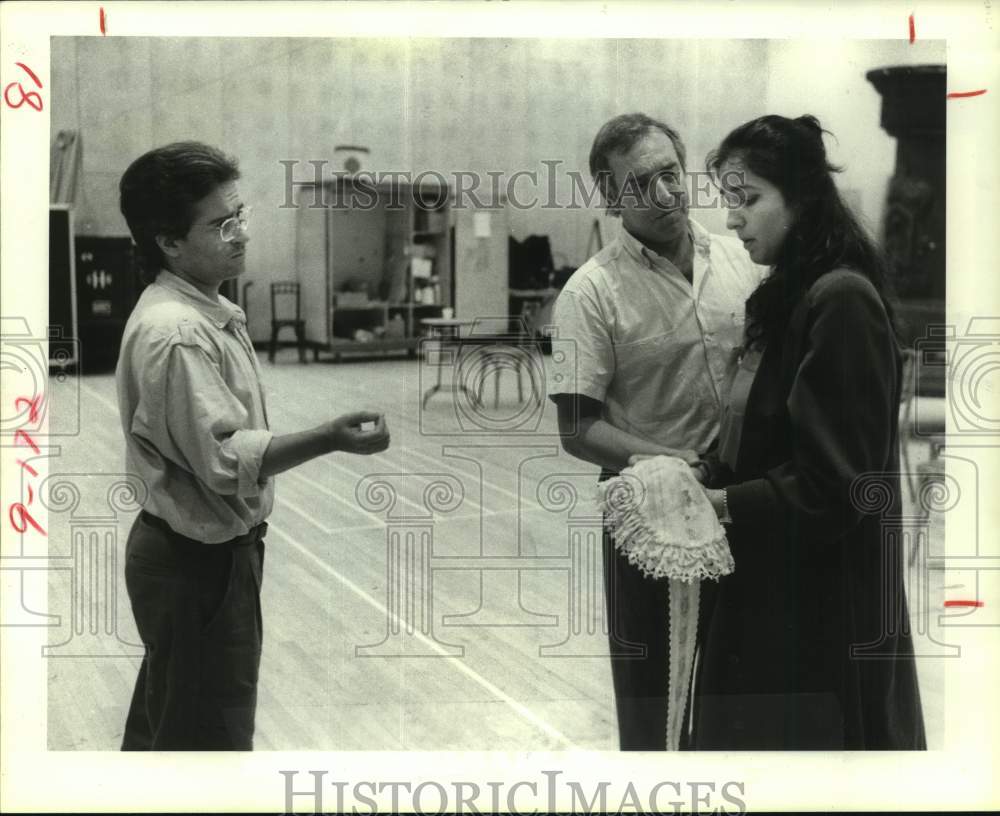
[603,525,714,750]
[121,511,266,750]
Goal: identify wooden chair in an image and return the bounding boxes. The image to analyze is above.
[268,281,309,363]
[465,316,543,409]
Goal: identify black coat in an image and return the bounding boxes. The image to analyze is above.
[692,269,927,750]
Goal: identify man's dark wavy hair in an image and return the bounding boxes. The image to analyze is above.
[706,115,901,351]
[119,142,240,283]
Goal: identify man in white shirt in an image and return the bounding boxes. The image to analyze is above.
[548,113,765,749]
[116,142,390,749]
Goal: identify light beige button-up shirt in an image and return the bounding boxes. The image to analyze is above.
[549,219,767,455]
[116,270,274,543]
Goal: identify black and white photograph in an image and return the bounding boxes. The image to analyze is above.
[2,2,998,813]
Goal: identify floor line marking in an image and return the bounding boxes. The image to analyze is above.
[281,468,383,524]
[305,455,429,516]
[272,502,567,539]
[266,520,577,749]
[68,378,577,746]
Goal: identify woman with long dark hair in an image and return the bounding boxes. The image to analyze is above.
[691,115,926,749]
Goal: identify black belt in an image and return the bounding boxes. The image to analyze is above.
[139,510,267,549]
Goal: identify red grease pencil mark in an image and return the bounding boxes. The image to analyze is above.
[947,89,988,99]
[14,395,42,422]
[14,429,40,455]
[7,394,48,537]
[5,63,43,111]
[908,13,915,43]
[100,7,106,35]
[14,62,41,88]
[944,600,984,608]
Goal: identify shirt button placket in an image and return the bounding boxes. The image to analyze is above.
[694,296,723,410]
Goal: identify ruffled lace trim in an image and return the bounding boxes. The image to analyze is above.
[596,482,734,583]
[594,456,736,749]
[666,580,700,750]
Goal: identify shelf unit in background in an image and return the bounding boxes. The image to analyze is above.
[293,175,452,358]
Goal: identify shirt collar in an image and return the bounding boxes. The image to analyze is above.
[688,218,712,254]
[618,218,712,269]
[155,269,246,329]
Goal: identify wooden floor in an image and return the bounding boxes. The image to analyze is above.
[43,350,945,750]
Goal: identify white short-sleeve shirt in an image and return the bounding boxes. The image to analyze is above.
[548,219,767,454]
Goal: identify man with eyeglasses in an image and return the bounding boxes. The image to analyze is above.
[115,142,390,750]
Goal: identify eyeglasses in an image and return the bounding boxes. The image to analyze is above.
[217,206,252,242]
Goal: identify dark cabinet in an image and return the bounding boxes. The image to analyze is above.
[74,236,143,371]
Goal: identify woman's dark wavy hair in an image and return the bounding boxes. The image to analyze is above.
[706,115,901,351]
[119,142,240,283]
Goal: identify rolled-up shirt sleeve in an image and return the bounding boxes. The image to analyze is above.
[225,428,273,496]
[548,288,614,401]
[151,341,272,498]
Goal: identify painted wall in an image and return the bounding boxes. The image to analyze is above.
[51,37,942,341]
[762,39,945,238]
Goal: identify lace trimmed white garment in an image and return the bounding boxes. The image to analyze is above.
[596,455,734,750]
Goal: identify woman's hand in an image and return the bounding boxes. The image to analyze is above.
[689,460,710,483]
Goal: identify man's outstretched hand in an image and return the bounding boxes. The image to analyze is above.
[326,412,391,455]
